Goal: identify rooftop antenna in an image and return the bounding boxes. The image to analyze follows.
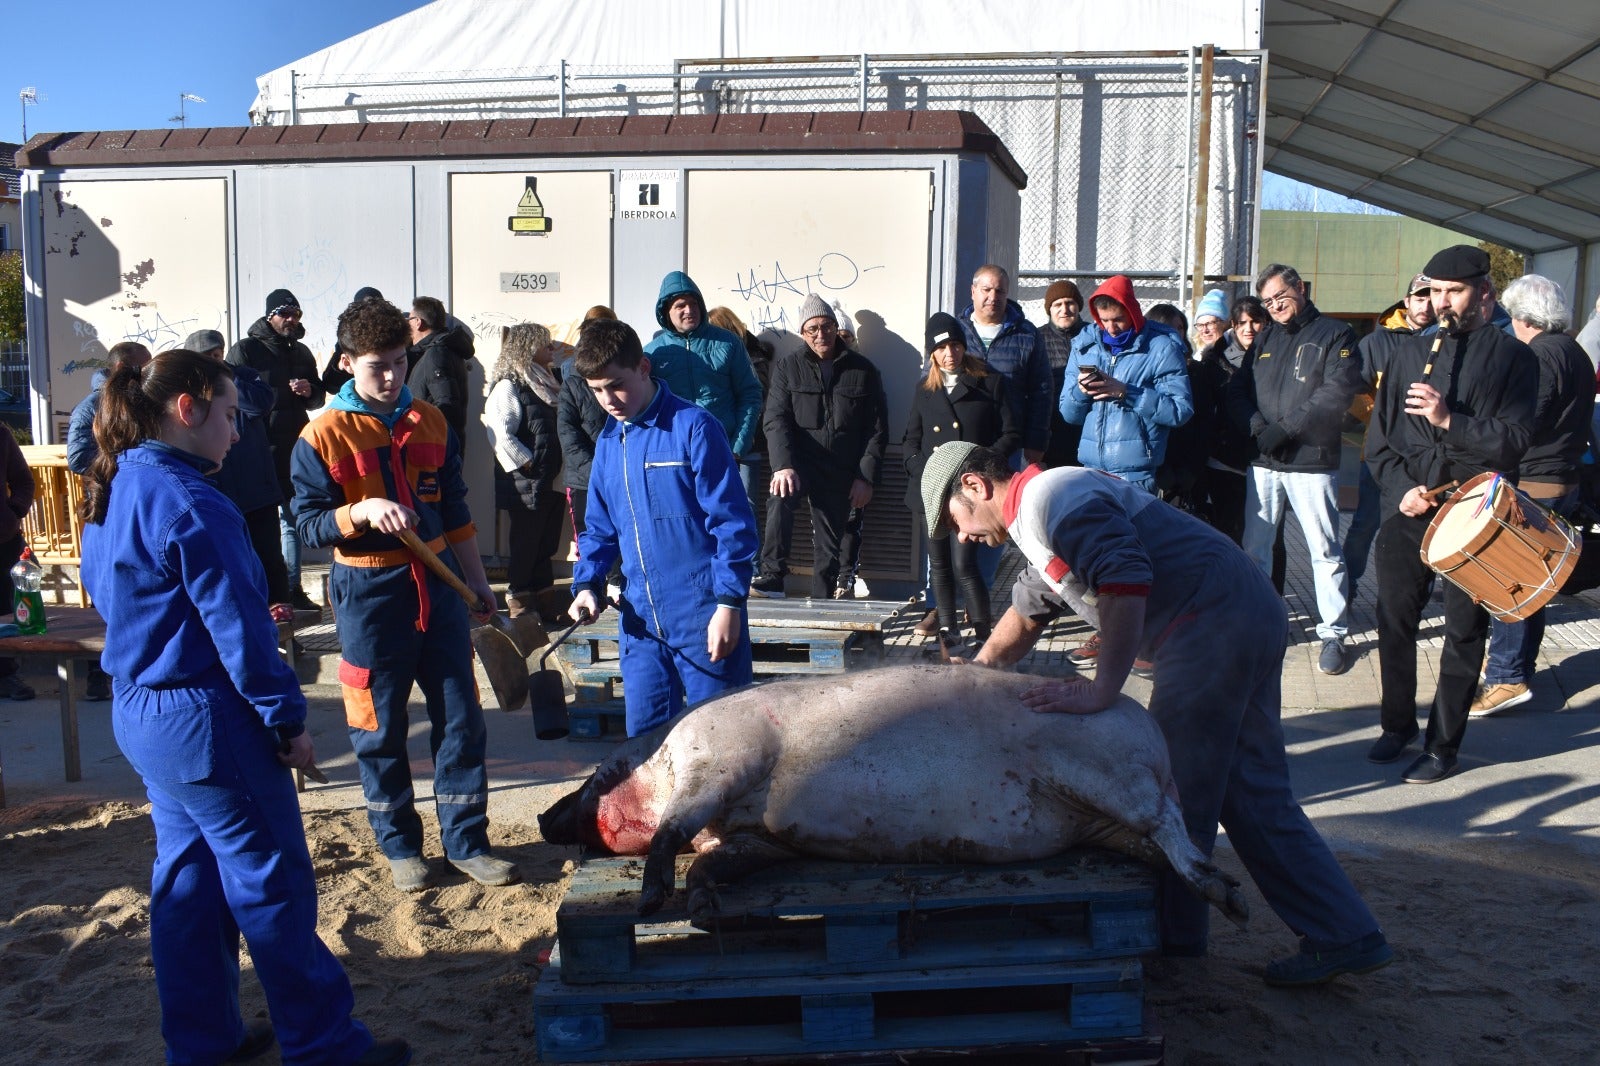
[19,86,38,141]
[170,92,205,128]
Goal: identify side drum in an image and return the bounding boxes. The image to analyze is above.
[1420,471,1581,622]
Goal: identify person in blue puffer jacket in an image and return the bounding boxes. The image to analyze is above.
[1060,274,1193,491]
[643,271,764,494]
[958,265,1053,463]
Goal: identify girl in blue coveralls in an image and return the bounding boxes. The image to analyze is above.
[567,318,759,736]
[80,350,408,1066]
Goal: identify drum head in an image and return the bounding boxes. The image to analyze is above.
[1425,481,1500,565]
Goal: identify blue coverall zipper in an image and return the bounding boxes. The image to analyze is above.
[620,421,666,636]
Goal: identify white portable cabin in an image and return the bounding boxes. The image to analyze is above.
[14,110,1025,587]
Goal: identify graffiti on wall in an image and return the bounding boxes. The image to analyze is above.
[725,251,884,334]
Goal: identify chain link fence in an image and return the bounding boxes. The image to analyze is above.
[269,51,1263,312]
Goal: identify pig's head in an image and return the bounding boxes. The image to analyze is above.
[538,730,672,855]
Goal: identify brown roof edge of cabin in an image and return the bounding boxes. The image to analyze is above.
[14,110,1027,190]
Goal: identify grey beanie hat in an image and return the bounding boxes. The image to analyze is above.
[797,293,836,330]
[920,440,980,536]
[182,329,226,354]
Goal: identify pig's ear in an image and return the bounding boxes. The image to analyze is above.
[538,789,583,845]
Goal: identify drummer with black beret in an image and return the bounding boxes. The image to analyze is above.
[1363,244,1538,783]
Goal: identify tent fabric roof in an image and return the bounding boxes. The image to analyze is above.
[1263,0,1600,254]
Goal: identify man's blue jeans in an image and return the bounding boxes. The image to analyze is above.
[1244,466,1349,641]
[1483,487,1580,685]
[279,502,302,589]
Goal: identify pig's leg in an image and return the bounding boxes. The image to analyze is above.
[684,832,800,919]
[1145,799,1250,927]
[638,750,777,916]
[1034,775,1249,928]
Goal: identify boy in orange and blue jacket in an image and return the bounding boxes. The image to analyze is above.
[291,298,515,893]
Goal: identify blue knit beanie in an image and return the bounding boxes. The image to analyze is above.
[1195,288,1229,324]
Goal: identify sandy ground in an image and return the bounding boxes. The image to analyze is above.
[4,625,1600,1063]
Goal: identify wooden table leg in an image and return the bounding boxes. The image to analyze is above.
[57,658,81,782]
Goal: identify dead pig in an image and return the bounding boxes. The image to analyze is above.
[539,663,1248,925]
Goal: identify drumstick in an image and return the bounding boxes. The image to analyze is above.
[1421,479,1459,502]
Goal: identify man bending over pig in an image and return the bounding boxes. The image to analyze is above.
[921,441,1391,987]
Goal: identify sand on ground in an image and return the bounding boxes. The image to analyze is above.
[2,793,1597,1064]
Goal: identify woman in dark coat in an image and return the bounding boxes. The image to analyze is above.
[903,312,1020,646]
[483,322,567,623]
[1196,296,1268,545]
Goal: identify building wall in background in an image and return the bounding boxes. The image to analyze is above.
[1259,210,1468,321]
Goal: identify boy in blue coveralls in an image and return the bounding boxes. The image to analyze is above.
[82,349,409,1065]
[567,318,759,736]
[291,299,516,893]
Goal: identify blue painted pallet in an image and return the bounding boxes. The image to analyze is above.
[535,955,1145,1063]
[566,702,626,740]
[554,854,1158,985]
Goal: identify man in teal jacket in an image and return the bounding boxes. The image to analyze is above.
[643,271,764,496]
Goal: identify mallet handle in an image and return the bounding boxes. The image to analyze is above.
[394,528,490,613]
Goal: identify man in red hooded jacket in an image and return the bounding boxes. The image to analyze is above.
[1057,275,1193,491]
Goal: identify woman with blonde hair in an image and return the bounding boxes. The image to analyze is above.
[483,322,568,622]
[901,313,1019,647]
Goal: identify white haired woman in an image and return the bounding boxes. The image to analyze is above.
[483,322,569,622]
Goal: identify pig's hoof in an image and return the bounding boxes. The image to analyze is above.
[637,883,666,916]
[686,882,722,920]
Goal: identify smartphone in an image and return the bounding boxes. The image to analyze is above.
[1079,366,1105,384]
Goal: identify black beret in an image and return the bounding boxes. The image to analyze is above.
[1422,245,1490,283]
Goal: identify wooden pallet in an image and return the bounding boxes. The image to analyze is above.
[535,955,1146,1063]
[560,626,875,674]
[554,854,1158,985]
[567,702,626,740]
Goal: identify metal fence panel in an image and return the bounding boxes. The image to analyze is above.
[276,51,1263,311]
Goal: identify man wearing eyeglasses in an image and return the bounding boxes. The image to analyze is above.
[1226,263,1362,678]
[406,295,476,456]
[228,288,325,612]
[753,294,888,598]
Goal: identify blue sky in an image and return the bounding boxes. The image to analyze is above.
[7,1,1372,212]
[8,0,428,141]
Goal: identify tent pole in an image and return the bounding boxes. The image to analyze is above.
[1191,45,1215,317]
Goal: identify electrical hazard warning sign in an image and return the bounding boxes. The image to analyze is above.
[509,176,553,235]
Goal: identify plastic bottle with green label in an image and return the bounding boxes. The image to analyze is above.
[12,547,46,635]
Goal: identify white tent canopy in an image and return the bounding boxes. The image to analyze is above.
[250,0,1262,123]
